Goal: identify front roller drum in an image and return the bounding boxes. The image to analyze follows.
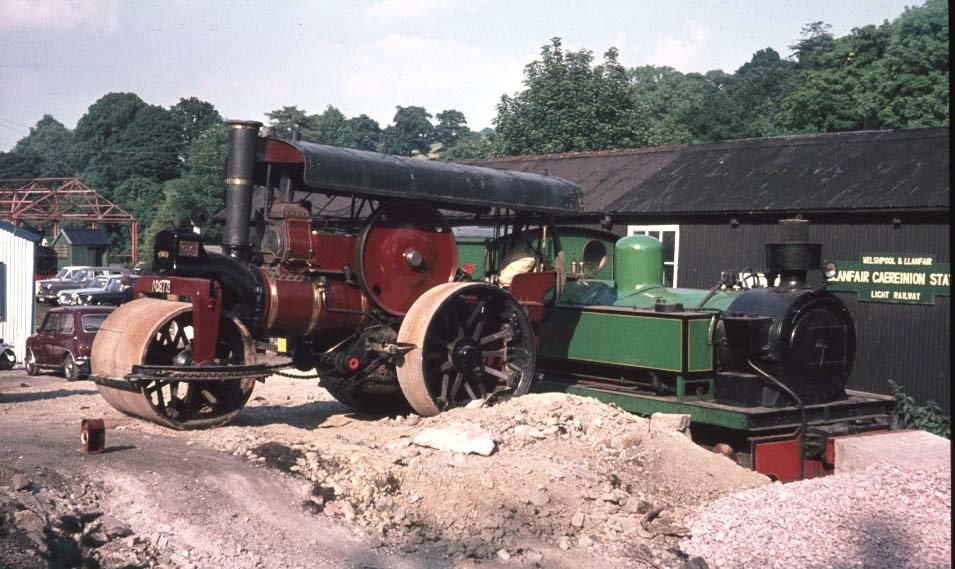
[396,282,536,416]
[90,298,257,430]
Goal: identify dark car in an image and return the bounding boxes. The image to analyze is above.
[24,306,114,381]
[36,267,127,304]
[79,275,139,306]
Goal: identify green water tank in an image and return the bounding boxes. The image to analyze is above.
[615,235,663,292]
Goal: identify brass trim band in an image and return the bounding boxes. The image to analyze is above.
[226,178,253,185]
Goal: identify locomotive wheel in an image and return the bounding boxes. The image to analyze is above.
[91,299,256,430]
[397,282,536,417]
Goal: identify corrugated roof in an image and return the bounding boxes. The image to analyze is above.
[60,227,111,246]
[464,128,949,215]
[0,220,40,242]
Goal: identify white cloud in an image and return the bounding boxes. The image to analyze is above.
[0,0,120,31]
[647,20,710,70]
[610,31,640,65]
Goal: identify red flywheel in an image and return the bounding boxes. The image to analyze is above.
[355,201,458,316]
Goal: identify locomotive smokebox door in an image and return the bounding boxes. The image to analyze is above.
[80,418,105,454]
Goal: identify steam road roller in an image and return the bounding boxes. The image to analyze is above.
[89,120,583,429]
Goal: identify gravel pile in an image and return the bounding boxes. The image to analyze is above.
[681,462,952,568]
[226,390,768,567]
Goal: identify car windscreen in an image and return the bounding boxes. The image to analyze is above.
[55,269,68,279]
[106,279,122,292]
[81,313,109,333]
[72,269,89,281]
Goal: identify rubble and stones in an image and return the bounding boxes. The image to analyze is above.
[681,463,952,569]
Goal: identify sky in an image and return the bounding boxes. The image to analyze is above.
[0,0,919,151]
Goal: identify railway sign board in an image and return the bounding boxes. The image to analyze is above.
[826,253,950,305]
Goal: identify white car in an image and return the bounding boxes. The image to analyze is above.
[35,266,94,301]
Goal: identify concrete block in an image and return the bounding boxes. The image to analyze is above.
[834,430,951,473]
[649,413,692,438]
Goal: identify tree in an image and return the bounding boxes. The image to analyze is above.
[266,106,309,140]
[170,97,221,160]
[433,109,471,151]
[71,93,179,194]
[383,106,434,156]
[305,105,347,145]
[874,0,949,127]
[779,1,948,133]
[495,38,652,155]
[338,114,382,151]
[440,128,498,161]
[0,150,43,179]
[13,115,75,176]
[112,176,164,251]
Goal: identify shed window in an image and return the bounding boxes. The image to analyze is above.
[627,225,680,287]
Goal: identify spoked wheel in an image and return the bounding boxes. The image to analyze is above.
[91,299,256,430]
[397,282,536,416]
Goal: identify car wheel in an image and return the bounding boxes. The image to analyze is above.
[25,349,40,376]
[0,349,15,371]
[63,353,81,381]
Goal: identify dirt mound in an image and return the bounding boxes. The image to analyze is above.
[0,465,160,569]
[180,379,768,567]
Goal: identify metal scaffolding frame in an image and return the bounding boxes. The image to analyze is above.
[0,177,139,264]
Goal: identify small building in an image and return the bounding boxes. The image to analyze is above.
[0,220,38,361]
[467,127,950,411]
[52,227,111,268]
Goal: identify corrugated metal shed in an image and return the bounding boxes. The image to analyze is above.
[0,220,38,362]
[466,127,949,215]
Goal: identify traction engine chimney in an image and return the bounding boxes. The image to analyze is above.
[223,120,261,260]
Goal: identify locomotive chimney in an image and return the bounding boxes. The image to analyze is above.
[765,218,822,290]
[222,120,262,260]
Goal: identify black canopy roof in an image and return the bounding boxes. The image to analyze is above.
[265,139,583,215]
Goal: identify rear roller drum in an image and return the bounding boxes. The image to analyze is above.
[397,282,536,416]
[91,299,256,429]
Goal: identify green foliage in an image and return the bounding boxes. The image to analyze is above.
[0,150,44,179]
[266,106,309,140]
[496,38,652,155]
[440,128,498,161]
[433,109,471,151]
[305,105,347,144]
[889,380,950,438]
[71,92,180,194]
[13,115,76,176]
[170,97,222,161]
[383,106,434,156]
[780,1,948,132]
[337,114,383,151]
[112,176,164,249]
